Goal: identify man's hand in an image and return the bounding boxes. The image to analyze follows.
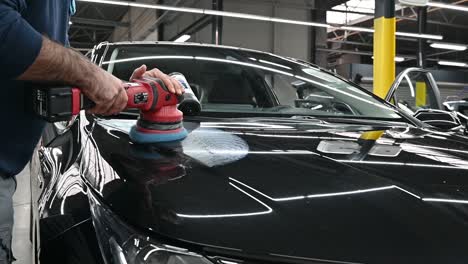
[130,65,184,95]
[81,69,128,115]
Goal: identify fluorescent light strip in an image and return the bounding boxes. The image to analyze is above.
[77,0,329,28]
[306,186,394,199]
[340,160,468,170]
[102,55,194,65]
[204,9,270,21]
[174,34,191,42]
[394,56,406,62]
[258,59,292,70]
[422,198,468,204]
[427,2,468,12]
[430,42,467,51]
[77,0,441,40]
[371,56,406,62]
[339,26,443,40]
[393,185,421,199]
[231,177,421,202]
[201,122,293,129]
[438,60,467,67]
[229,177,307,202]
[176,182,272,218]
[183,150,317,155]
[194,56,294,76]
[341,26,374,33]
[395,31,443,40]
[294,75,396,111]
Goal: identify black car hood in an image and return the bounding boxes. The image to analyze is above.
[82,117,468,264]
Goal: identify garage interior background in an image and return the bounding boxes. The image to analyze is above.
[69,0,468,99]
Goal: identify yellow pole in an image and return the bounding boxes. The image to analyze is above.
[373,0,396,99]
[415,81,427,107]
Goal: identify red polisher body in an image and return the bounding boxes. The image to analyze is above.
[31,76,190,143]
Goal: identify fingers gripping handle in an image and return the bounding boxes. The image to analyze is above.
[130,77,180,112]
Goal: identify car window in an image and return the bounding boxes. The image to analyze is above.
[460,105,468,116]
[391,72,439,114]
[101,45,402,119]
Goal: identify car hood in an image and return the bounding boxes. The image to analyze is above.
[82,117,468,264]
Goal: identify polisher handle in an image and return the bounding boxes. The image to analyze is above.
[71,78,178,113]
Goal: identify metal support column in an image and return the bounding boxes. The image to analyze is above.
[157,0,165,41]
[416,7,428,107]
[212,0,223,45]
[310,0,328,67]
[127,7,133,41]
[373,0,395,98]
[417,7,427,68]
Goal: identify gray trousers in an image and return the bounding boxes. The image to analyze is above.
[0,176,15,264]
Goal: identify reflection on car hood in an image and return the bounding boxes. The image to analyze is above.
[82,117,468,264]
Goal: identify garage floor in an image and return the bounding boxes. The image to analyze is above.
[12,167,32,264]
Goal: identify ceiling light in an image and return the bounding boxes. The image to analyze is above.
[270,18,330,28]
[399,0,428,6]
[394,56,406,62]
[174,34,191,42]
[69,21,73,25]
[395,31,443,40]
[204,10,330,28]
[341,26,374,33]
[438,60,467,67]
[77,0,329,28]
[371,56,406,62]
[204,10,270,21]
[430,42,467,51]
[76,0,441,40]
[339,26,443,40]
[427,2,468,12]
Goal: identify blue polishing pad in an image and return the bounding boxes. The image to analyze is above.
[129,126,188,143]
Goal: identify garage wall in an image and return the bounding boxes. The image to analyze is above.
[160,0,313,61]
[162,0,213,43]
[111,0,159,42]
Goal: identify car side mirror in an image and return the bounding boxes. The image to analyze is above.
[413,109,464,130]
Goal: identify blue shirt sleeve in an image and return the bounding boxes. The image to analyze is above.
[0,0,42,79]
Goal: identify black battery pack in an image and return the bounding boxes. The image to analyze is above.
[31,87,75,122]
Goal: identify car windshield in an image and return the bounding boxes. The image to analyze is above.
[99,44,402,120]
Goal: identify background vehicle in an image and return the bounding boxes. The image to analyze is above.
[30,42,468,264]
[385,68,468,132]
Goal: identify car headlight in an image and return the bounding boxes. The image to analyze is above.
[88,191,213,264]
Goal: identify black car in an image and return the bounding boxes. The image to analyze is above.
[30,42,468,264]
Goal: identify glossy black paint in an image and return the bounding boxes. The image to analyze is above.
[30,43,468,264]
[78,114,468,264]
[30,118,103,263]
[33,114,468,263]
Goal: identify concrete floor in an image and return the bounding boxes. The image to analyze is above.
[12,167,32,264]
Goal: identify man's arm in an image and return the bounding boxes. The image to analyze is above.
[1,1,183,115]
[19,37,127,115]
[0,1,126,114]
